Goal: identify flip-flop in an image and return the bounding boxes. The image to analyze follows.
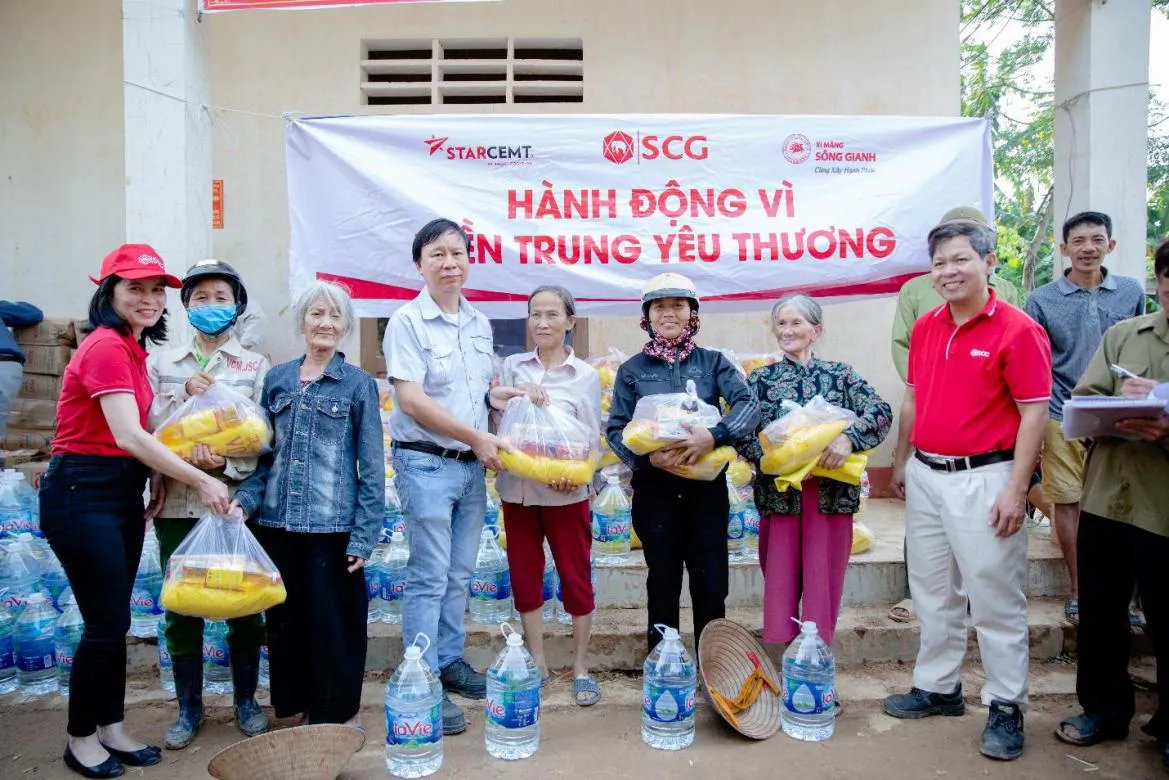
[1064,598,1079,625]
[1054,712,1127,746]
[574,675,601,707]
[888,598,914,623]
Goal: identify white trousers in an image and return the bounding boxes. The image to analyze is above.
[905,457,1029,706]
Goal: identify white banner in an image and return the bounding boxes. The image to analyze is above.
[286,114,992,318]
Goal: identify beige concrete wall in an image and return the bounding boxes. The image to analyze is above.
[1,0,959,463]
[0,0,125,311]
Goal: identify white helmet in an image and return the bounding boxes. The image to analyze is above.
[641,272,699,315]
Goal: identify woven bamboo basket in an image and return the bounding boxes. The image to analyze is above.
[698,618,782,740]
[207,725,365,780]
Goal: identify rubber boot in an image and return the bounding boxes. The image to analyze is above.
[165,657,204,750]
[231,648,270,737]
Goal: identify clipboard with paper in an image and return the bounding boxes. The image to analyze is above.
[1061,392,1169,440]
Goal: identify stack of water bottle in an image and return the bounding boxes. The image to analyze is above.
[726,474,761,563]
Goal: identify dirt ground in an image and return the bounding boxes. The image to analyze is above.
[1,670,1165,780]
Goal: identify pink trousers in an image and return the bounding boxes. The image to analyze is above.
[759,479,853,646]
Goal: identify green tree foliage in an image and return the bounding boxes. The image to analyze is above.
[962,1,1169,293]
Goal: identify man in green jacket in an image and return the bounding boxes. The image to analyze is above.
[1054,238,1169,767]
[886,207,1029,623]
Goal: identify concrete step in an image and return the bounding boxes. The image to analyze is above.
[124,597,1107,676]
[593,498,1072,609]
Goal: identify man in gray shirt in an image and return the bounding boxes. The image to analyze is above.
[1024,211,1145,626]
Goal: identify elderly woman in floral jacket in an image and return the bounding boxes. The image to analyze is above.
[737,294,892,661]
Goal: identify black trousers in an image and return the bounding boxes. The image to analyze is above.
[1076,512,1169,738]
[254,527,367,723]
[631,469,729,656]
[39,455,149,737]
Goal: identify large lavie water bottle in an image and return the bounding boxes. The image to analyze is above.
[591,475,631,565]
[53,591,83,698]
[641,624,696,751]
[540,543,555,623]
[484,623,540,760]
[383,477,406,543]
[203,620,233,695]
[381,531,409,625]
[0,534,42,614]
[742,488,761,562]
[15,592,57,696]
[385,632,443,778]
[366,542,387,624]
[129,533,162,638]
[158,613,175,694]
[0,603,16,695]
[781,619,836,742]
[469,528,511,624]
[726,475,747,562]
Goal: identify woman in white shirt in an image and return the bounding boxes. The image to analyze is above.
[491,285,602,706]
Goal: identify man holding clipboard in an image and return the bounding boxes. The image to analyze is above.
[1055,239,1169,770]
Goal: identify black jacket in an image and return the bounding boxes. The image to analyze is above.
[605,346,760,486]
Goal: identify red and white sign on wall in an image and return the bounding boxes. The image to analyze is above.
[286,114,993,318]
[200,0,494,11]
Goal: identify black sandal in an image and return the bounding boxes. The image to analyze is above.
[1054,712,1127,746]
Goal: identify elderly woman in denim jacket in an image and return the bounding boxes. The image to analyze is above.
[232,280,383,728]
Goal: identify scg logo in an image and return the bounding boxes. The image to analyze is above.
[602,131,709,164]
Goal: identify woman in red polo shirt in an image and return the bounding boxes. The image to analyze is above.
[39,244,230,780]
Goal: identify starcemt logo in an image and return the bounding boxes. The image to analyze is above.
[422,136,533,165]
[137,254,163,267]
[782,133,812,165]
[970,348,991,358]
[602,130,635,164]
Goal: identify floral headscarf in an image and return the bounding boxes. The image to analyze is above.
[640,310,701,365]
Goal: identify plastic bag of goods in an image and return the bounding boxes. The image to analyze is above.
[738,352,780,377]
[851,522,875,555]
[758,396,858,476]
[621,380,721,456]
[161,512,287,620]
[773,451,871,493]
[662,446,739,482]
[498,396,600,486]
[155,384,271,459]
[588,348,627,420]
[726,457,754,489]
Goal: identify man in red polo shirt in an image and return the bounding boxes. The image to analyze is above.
[882,218,1052,762]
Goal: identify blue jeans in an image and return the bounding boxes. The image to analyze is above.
[394,449,486,671]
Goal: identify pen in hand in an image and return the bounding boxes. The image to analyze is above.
[1110,364,1143,381]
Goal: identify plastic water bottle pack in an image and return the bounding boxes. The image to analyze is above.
[383,477,406,543]
[484,622,540,761]
[0,534,43,614]
[53,590,83,698]
[469,528,511,624]
[641,624,697,751]
[591,475,631,565]
[0,469,39,539]
[726,475,747,562]
[203,620,233,695]
[15,591,57,697]
[385,632,443,778]
[0,602,16,695]
[781,618,836,742]
[129,531,163,638]
[381,531,409,625]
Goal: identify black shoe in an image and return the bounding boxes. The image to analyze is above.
[441,693,467,736]
[63,746,124,779]
[440,658,486,700]
[980,700,1024,761]
[883,685,966,719]
[99,744,162,767]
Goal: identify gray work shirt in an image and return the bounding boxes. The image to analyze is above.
[1024,268,1146,419]
[384,290,495,450]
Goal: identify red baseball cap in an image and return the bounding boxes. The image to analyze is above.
[89,243,183,288]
